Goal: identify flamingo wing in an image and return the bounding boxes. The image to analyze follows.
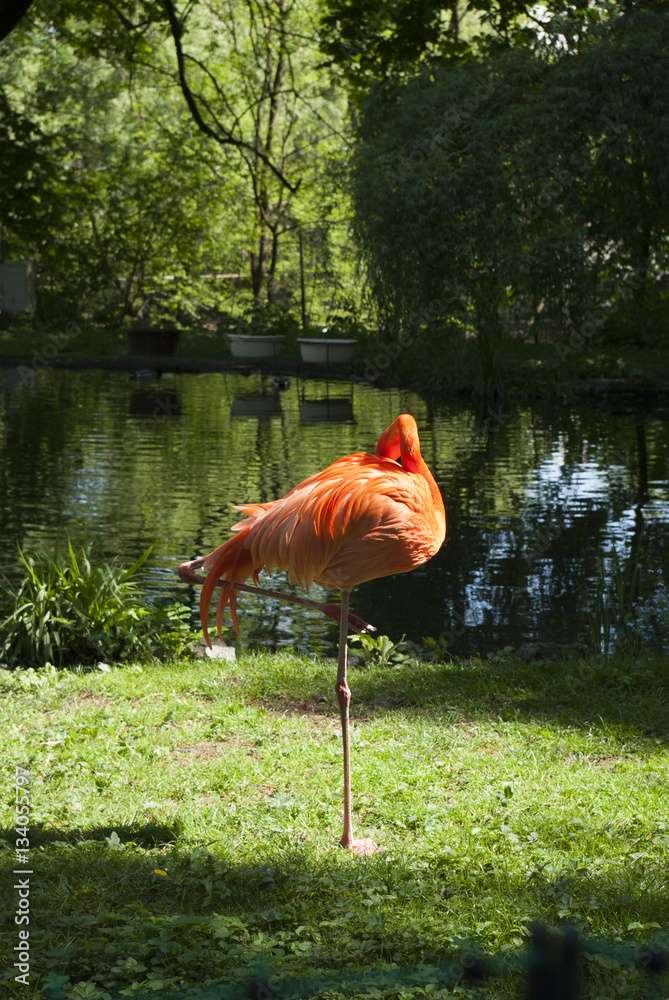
[235,452,443,591]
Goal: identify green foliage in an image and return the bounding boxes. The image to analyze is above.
[419,632,455,662]
[320,305,367,339]
[0,1,358,331]
[0,89,61,252]
[0,543,193,667]
[352,6,669,378]
[320,0,665,88]
[349,631,414,668]
[239,301,302,338]
[320,0,567,88]
[1,37,227,326]
[3,0,668,378]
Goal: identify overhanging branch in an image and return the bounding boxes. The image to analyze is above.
[161,0,299,194]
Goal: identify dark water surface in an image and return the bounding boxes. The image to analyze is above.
[1,366,667,655]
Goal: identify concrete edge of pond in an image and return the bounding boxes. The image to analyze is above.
[0,352,368,382]
[1,352,668,398]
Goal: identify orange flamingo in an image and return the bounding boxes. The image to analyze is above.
[178,413,446,855]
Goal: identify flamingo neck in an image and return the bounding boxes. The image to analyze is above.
[413,454,445,517]
[376,414,445,517]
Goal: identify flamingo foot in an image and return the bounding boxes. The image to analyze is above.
[178,556,206,583]
[341,836,381,857]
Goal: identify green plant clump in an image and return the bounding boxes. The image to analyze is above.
[0,544,192,667]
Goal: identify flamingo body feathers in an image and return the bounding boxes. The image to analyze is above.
[199,415,446,642]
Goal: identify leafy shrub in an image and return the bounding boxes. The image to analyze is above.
[349,632,415,668]
[319,308,366,340]
[239,302,301,337]
[0,543,193,667]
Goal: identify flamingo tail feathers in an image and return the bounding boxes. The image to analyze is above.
[199,526,258,645]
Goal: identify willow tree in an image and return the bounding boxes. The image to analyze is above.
[352,4,669,369]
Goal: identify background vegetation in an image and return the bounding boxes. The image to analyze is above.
[1,1,667,390]
[0,0,359,334]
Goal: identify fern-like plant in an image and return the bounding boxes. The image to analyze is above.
[1,543,192,667]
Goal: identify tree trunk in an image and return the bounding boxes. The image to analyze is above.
[267,228,280,303]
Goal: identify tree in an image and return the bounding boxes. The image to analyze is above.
[0,90,61,257]
[152,0,347,305]
[0,20,233,322]
[319,0,588,87]
[1,0,355,324]
[352,4,669,369]
[563,7,669,343]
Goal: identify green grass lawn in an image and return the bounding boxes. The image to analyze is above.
[1,652,668,999]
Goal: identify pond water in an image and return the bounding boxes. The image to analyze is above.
[1,366,668,656]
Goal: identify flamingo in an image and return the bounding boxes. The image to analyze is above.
[178,413,446,855]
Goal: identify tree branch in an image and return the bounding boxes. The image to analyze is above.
[160,0,299,193]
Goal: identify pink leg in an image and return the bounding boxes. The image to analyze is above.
[336,589,379,857]
[177,557,376,635]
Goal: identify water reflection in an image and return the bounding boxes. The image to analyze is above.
[0,366,667,655]
[298,380,356,424]
[231,394,283,419]
[300,397,355,424]
[129,386,181,418]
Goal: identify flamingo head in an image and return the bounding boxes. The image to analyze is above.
[375,414,421,473]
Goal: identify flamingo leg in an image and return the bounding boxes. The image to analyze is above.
[336,589,354,848]
[177,557,376,635]
[336,589,378,857]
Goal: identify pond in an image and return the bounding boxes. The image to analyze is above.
[1,366,668,656]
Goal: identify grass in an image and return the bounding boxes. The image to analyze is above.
[0,651,667,999]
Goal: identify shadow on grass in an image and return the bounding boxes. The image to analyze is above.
[2,822,666,998]
[0,820,183,848]
[251,654,669,742]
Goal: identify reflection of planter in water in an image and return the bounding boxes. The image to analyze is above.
[227,333,285,360]
[128,327,180,356]
[300,398,355,424]
[298,338,356,365]
[231,394,283,419]
[129,388,181,417]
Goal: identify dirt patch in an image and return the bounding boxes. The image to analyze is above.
[132,692,220,706]
[563,752,631,768]
[73,691,114,708]
[197,794,220,806]
[172,737,255,760]
[173,741,222,760]
[259,697,371,726]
